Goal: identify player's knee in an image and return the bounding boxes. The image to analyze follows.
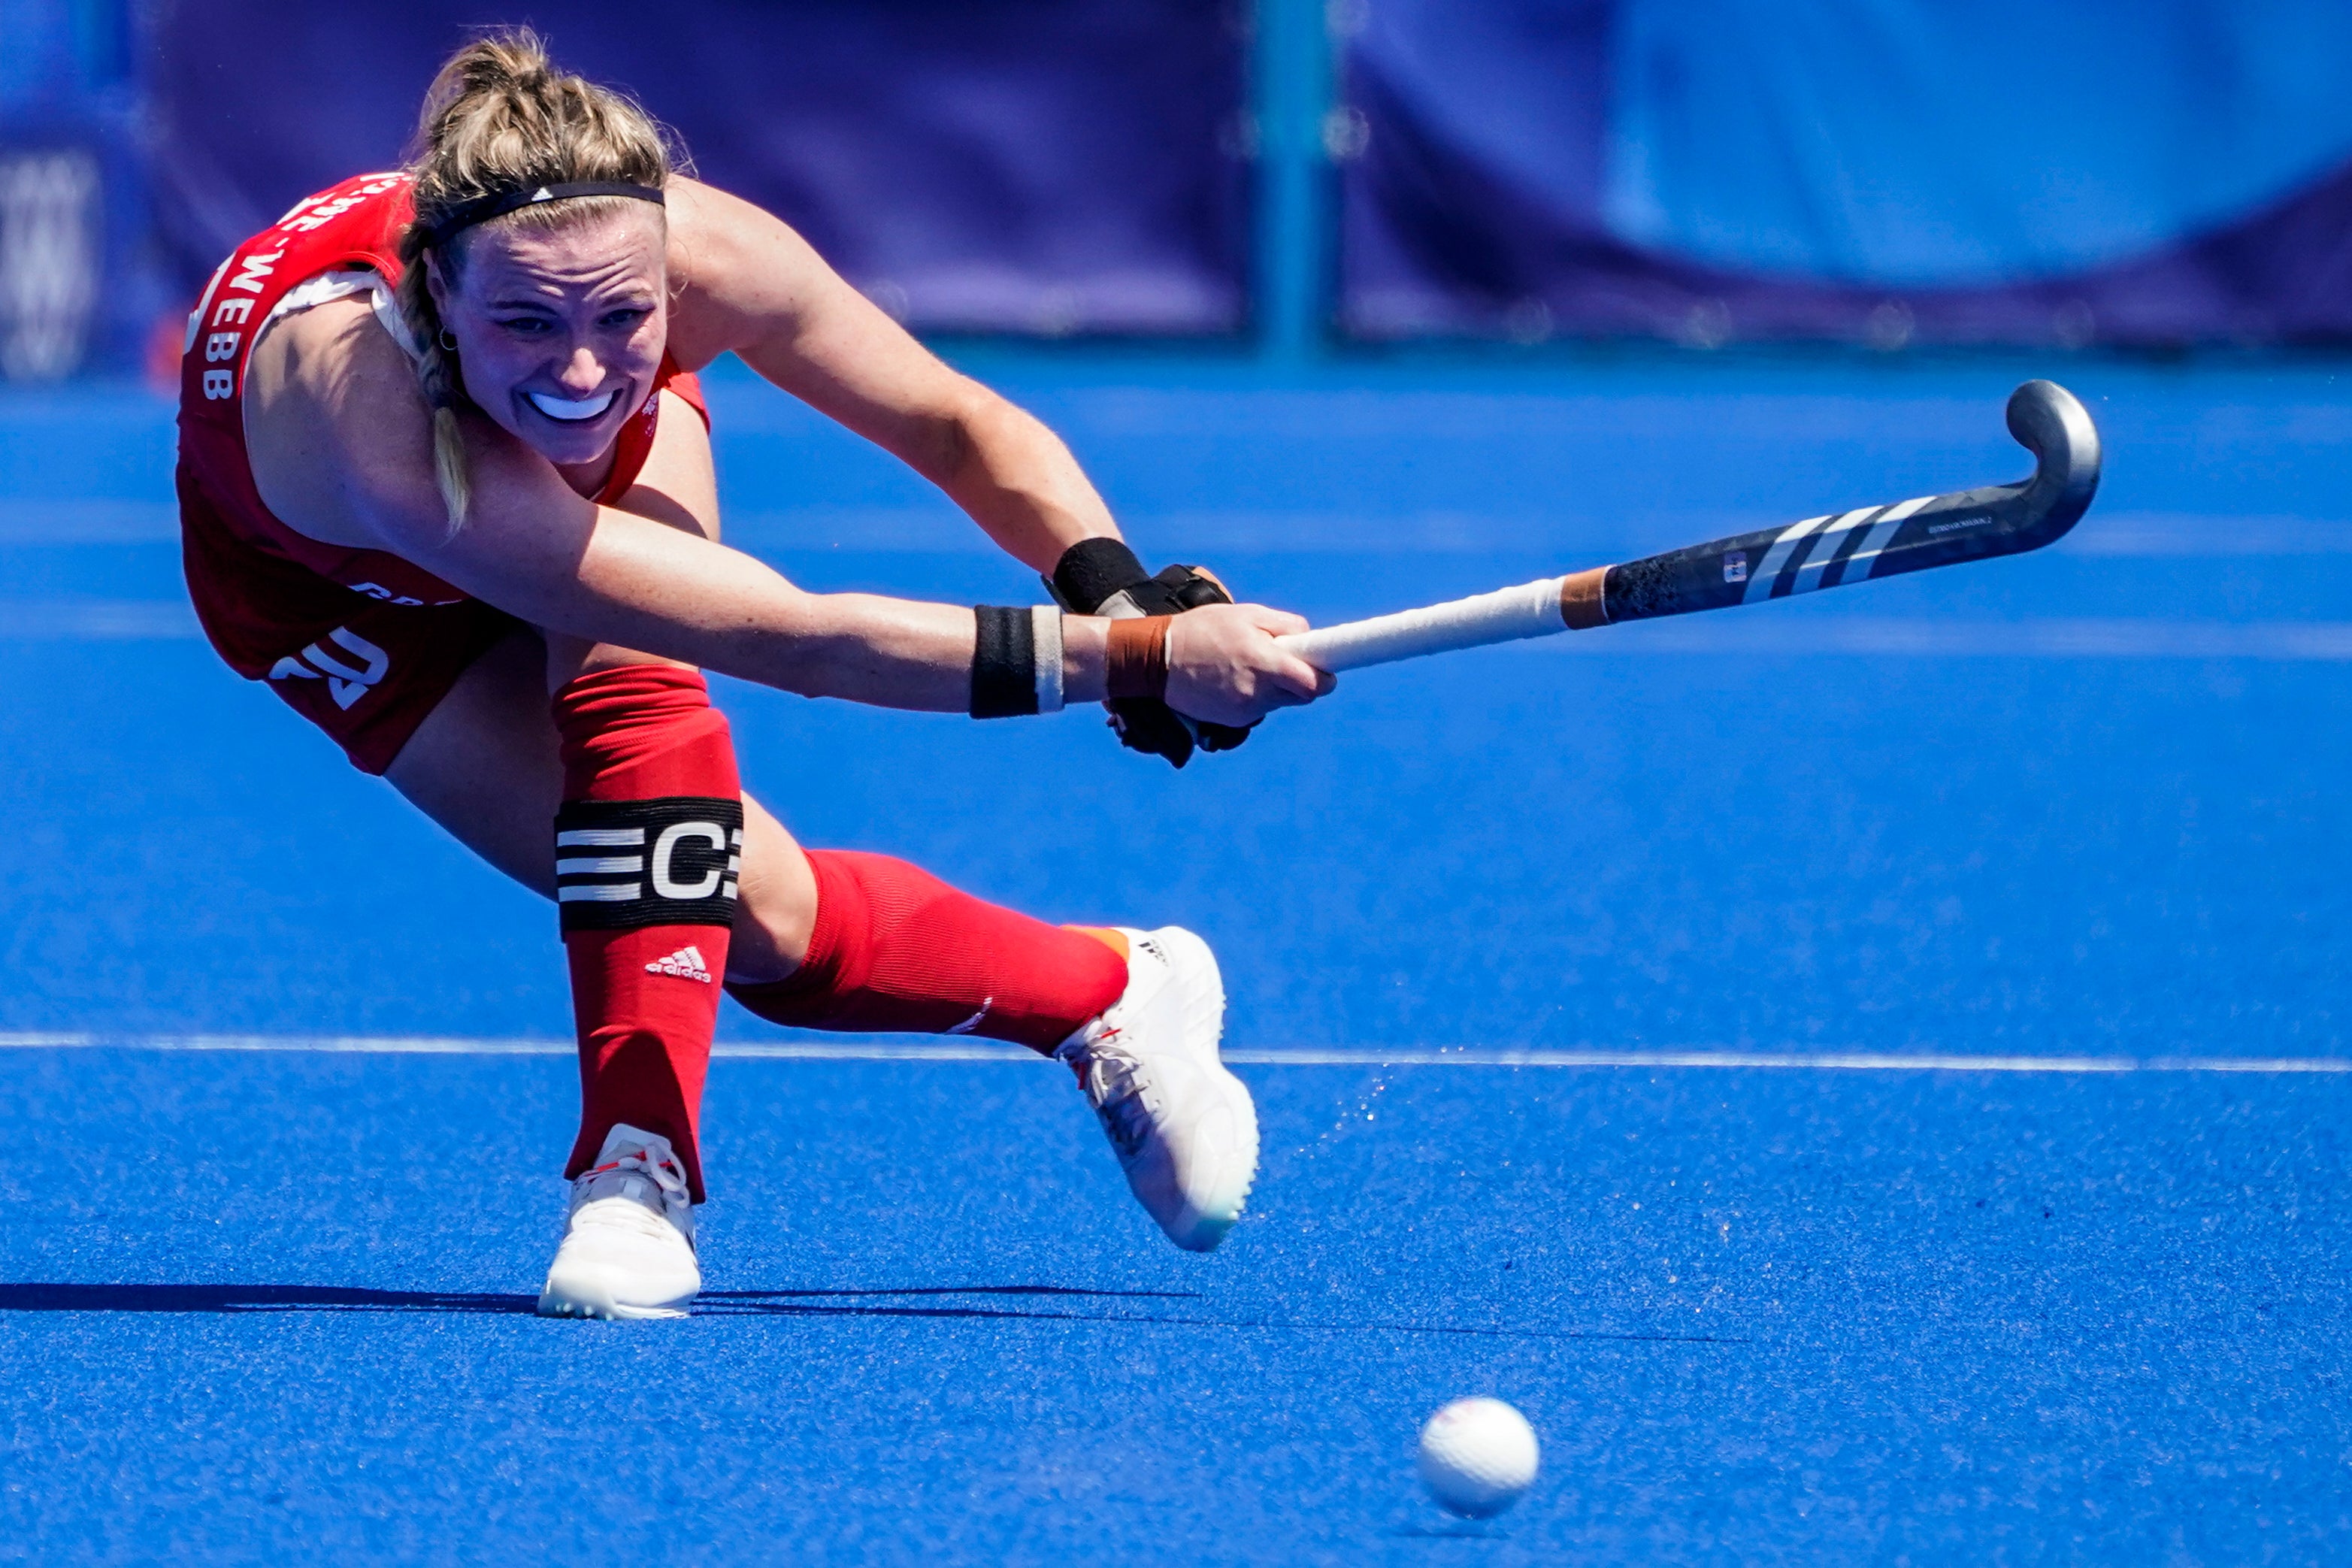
[725,813,818,983]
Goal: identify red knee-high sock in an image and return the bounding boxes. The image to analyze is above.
[552,664,742,1202]
[727,851,1128,1054]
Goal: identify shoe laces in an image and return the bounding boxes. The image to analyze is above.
[1056,1027,1156,1158]
[571,1140,695,1243]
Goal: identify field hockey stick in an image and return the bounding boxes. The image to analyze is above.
[1273,380,2102,674]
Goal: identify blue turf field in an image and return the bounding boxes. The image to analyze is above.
[3,356,2348,1562]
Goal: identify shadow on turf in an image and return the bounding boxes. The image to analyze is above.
[0,1283,1747,1343]
[1392,1523,1509,1540]
[700,1290,1745,1343]
[0,1283,539,1314]
[0,1282,1194,1316]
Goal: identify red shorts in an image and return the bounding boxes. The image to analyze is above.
[251,596,525,776]
[177,365,704,778]
[174,459,521,776]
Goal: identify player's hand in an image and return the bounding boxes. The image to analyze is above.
[1109,564,1259,764]
[1164,603,1336,730]
[1048,538,1282,767]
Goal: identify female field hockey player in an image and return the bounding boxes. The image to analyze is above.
[175,32,1330,1319]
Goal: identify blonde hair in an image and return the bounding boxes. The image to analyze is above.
[395,30,677,529]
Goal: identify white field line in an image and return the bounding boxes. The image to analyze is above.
[1,1032,2346,1073]
[0,1031,571,1055]
[5,592,2352,663]
[0,600,202,639]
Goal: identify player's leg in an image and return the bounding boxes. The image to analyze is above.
[389,629,1258,1254]
[537,637,740,1319]
[383,626,784,1317]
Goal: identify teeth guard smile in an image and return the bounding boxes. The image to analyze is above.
[528,389,620,422]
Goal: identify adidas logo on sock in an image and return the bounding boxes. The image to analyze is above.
[646,944,713,983]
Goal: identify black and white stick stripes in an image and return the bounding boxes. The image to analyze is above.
[1276,380,2102,674]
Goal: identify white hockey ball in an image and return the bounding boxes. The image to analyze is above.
[1416,1396,1539,1518]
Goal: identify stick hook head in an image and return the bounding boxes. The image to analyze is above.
[2006,380,2102,537]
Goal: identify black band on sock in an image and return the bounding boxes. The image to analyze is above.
[971,604,1038,718]
[1047,537,1150,615]
[554,795,745,933]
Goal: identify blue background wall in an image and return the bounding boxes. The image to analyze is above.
[0,0,159,374]
[5,0,2352,368]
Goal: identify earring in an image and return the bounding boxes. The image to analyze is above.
[437,328,459,352]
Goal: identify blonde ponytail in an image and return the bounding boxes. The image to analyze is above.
[394,29,680,532]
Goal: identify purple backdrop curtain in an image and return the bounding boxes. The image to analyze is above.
[150,2,1250,337]
[1338,0,2352,349]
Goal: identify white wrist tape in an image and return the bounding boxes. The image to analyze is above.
[1031,605,1064,714]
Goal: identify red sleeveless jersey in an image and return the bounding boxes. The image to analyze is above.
[175,171,706,680]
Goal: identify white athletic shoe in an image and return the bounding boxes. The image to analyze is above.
[1055,926,1259,1252]
[537,1123,701,1321]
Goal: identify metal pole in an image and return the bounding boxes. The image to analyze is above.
[1252,0,1332,365]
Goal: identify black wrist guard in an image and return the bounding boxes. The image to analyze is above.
[1048,537,1152,616]
[1043,540,1258,767]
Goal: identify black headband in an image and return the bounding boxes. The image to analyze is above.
[418,180,665,250]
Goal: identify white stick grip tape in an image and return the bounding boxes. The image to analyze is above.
[1274,576,1569,674]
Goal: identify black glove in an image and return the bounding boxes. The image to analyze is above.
[1047,538,1258,769]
